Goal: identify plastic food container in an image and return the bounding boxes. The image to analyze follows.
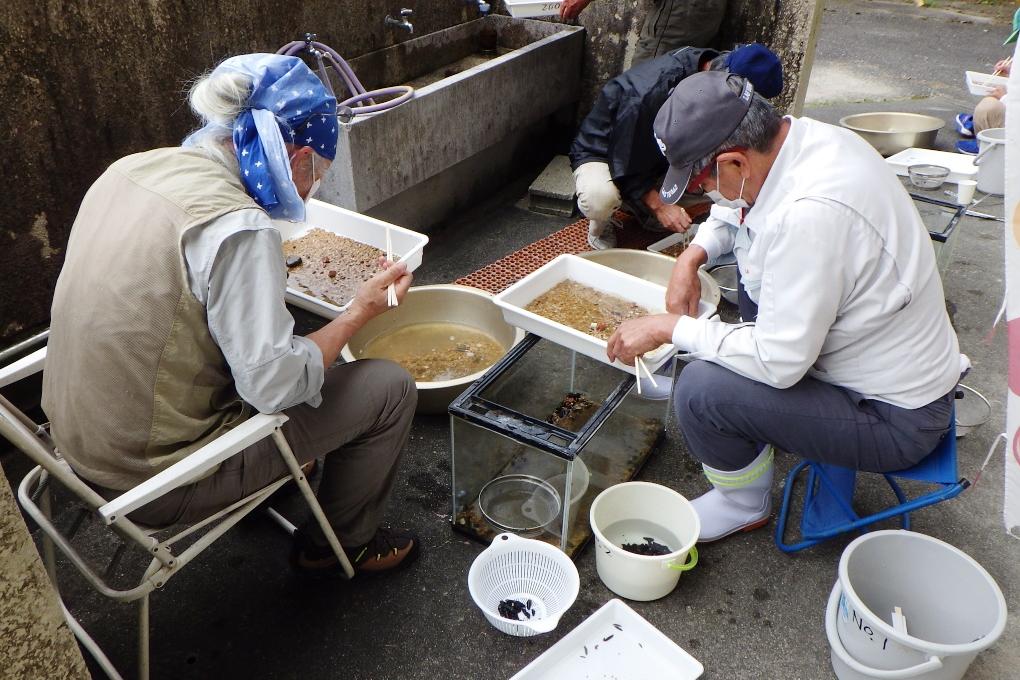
[907,164,950,190]
[965,70,1009,96]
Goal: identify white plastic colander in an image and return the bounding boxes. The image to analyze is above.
[468,533,579,637]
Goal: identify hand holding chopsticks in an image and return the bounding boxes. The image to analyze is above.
[993,56,1012,77]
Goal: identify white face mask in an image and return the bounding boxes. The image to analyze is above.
[305,153,321,203]
[706,160,749,210]
[291,151,321,203]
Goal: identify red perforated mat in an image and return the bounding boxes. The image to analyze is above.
[454,204,710,294]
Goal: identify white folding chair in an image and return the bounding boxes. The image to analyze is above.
[0,347,354,680]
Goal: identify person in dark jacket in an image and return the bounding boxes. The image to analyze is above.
[570,43,783,249]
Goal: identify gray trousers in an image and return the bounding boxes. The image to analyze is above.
[632,0,729,64]
[674,361,954,473]
[113,359,417,546]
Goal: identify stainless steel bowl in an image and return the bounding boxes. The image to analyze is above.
[707,263,739,305]
[575,248,721,310]
[839,112,945,157]
[340,284,525,415]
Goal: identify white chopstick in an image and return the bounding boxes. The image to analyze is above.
[385,228,397,307]
[636,357,659,388]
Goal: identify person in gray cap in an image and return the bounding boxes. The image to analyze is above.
[605,70,964,542]
[570,43,782,250]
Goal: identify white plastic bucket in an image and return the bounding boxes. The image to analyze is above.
[974,127,1006,195]
[827,584,945,680]
[834,530,1006,679]
[589,482,699,601]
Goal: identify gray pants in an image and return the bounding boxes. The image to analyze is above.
[632,0,729,64]
[674,361,954,473]
[114,359,417,546]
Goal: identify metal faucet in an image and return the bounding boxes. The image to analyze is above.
[385,8,414,33]
[466,0,491,15]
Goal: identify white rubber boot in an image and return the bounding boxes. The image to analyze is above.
[691,445,774,542]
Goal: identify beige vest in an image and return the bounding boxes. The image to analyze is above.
[42,148,258,490]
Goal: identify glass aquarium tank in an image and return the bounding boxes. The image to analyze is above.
[449,334,671,557]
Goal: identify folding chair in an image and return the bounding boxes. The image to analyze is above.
[775,409,969,553]
[0,347,355,680]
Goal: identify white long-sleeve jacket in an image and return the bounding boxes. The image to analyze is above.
[674,116,961,409]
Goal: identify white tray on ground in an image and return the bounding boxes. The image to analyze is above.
[274,198,428,319]
[884,148,978,185]
[505,0,563,18]
[493,254,711,377]
[510,599,704,680]
[965,70,1009,96]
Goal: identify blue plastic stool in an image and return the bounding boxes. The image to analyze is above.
[775,416,969,553]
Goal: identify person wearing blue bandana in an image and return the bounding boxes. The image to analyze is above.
[42,53,420,577]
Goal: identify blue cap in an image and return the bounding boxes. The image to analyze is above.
[725,43,783,99]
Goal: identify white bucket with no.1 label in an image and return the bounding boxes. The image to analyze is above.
[833,530,1006,680]
[974,127,1006,195]
[589,482,699,601]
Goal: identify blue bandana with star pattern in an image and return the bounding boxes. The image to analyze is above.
[190,54,338,221]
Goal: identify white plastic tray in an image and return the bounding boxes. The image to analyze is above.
[965,70,1008,96]
[884,148,978,185]
[506,0,563,18]
[274,199,428,319]
[510,599,704,680]
[494,254,710,377]
[647,232,691,257]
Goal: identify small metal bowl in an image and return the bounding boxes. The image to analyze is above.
[908,164,950,190]
[708,263,739,305]
[478,474,561,536]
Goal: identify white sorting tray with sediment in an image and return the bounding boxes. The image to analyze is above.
[494,254,702,377]
[273,198,429,318]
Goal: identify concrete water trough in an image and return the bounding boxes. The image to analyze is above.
[319,15,584,230]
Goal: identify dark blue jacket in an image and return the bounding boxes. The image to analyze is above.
[570,47,718,206]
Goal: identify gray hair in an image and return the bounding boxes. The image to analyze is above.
[183,69,253,167]
[690,79,783,180]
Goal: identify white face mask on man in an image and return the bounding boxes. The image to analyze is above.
[706,160,749,210]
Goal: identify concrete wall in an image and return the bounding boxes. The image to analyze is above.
[1,0,819,351]
[0,472,89,678]
[0,0,480,349]
[532,0,821,117]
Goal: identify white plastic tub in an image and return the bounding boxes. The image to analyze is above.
[505,0,563,18]
[510,599,703,680]
[274,198,429,318]
[494,254,711,377]
[965,70,1008,97]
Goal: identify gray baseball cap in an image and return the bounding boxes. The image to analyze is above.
[653,71,755,204]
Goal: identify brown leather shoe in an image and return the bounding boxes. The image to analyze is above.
[292,527,420,578]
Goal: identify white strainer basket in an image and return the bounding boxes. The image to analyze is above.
[468,533,579,637]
